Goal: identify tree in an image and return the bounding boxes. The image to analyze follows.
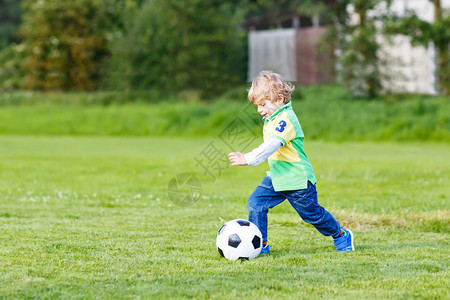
[18,0,123,91]
[103,0,248,97]
[384,0,450,95]
[0,0,22,48]
[328,0,389,97]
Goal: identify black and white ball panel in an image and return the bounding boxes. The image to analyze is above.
[216,219,262,261]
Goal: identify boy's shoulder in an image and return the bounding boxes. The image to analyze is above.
[272,106,303,137]
[275,106,299,124]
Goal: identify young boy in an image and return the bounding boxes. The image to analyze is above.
[228,71,354,254]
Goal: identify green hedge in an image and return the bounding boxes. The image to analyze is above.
[0,85,448,141]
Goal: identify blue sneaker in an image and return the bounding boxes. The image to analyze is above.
[260,245,271,255]
[333,228,354,252]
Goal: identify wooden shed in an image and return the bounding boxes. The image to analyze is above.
[244,12,334,85]
[245,0,450,94]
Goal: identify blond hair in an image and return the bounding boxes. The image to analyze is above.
[248,71,295,105]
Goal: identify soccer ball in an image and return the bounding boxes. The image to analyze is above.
[216,219,262,260]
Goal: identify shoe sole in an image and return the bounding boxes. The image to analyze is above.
[347,229,355,251]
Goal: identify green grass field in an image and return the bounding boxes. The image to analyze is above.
[0,136,448,298]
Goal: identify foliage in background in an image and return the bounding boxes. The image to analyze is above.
[0,0,24,91]
[384,0,450,95]
[0,43,25,91]
[245,0,331,24]
[0,0,22,48]
[14,0,124,91]
[331,0,390,98]
[103,0,248,97]
[0,0,448,97]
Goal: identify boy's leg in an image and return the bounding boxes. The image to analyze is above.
[284,181,341,238]
[247,176,286,243]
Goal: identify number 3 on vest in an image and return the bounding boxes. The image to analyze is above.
[275,120,287,132]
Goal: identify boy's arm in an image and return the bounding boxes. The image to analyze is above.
[228,138,284,166]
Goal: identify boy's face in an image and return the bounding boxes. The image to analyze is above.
[257,99,284,119]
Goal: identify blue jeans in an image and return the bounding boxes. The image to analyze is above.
[247,176,341,243]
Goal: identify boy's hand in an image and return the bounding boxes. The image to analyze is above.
[228,152,248,166]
